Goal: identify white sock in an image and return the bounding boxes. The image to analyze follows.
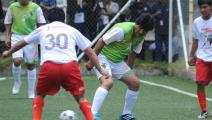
[27,69,37,94]
[122,89,139,115]
[92,87,108,113]
[12,64,22,85]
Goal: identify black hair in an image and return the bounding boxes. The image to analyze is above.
[47,7,65,23]
[198,0,212,6]
[135,14,154,32]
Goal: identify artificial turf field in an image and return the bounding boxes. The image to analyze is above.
[0,75,212,120]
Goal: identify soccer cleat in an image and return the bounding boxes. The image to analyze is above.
[198,111,208,119]
[93,112,101,120]
[12,81,21,94]
[28,91,35,99]
[119,114,139,120]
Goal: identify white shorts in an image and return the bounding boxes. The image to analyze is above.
[94,54,132,80]
[11,34,38,64]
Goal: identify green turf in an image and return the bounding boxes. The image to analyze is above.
[0,75,212,120]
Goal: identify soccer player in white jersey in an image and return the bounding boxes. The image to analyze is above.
[3,8,109,120]
[188,0,212,119]
[86,14,154,120]
[4,0,46,98]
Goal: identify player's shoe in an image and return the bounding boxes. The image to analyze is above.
[12,81,21,94]
[119,114,139,120]
[28,90,35,99]
[93,112,101,120]
[198,111,208,119]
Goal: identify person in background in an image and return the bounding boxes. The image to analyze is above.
[97,0,119,32]
[188,0,212,119]
[40,0,56,20]
[4,0,46,98]
[152,0,169,62]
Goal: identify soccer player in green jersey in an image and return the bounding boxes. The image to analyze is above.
[86,14,154,120]
[4,0,46,98]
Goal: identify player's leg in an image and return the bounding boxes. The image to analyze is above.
[92,54,112,119]
[196,58,210,119]
[24,43,38,98]
[120,73,140,120]
[12,57,23,94]
[11,35,24,94]
[112,61,140,119]
[61,61,94,120]
[74,95,94,120]
[32,95,45,120]
[32,61,61,120]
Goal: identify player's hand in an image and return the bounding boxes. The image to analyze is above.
[85,61,93,71]
[5,37,11,47]
[100,67,110,79]
[2,50,10,58]
[188,56,196,66]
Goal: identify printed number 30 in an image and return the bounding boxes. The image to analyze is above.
[45,33,68,50]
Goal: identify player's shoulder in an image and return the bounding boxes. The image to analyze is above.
[8,2,19,8]
[193,16,204,24]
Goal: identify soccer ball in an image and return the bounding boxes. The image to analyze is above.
[59,110,77,120]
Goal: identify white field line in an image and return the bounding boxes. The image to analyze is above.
[139,79,212,102]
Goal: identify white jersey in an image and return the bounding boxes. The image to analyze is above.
[192,16,212,61]
[24,21,91,65]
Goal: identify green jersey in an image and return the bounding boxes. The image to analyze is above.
[101,22,144,63]
[7,2,43,35]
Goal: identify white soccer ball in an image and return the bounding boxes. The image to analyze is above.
[59,110,77,120]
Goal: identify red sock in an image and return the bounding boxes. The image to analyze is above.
[197,92,207,112]
[32,96,44,120]
[80,101,94,120]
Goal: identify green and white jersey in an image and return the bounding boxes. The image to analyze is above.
[4,2,46,35]
[101,22,144,63]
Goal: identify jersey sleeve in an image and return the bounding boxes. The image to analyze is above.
[24,28,42,44]
[133,41,144,54]
[102,27,124,45]
[192,22,198,40]
[4,7,12,24]
[74,29,92,51]
[36,7,46,24]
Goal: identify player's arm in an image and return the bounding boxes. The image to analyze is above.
[86,28,124,70]
[84,48,109,78]
[2,40,28,58]
[127,51,137,69]
[4,7,12,47]
[36,7,46,27]
[188,39,198,66]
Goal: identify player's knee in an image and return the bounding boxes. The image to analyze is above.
[129,79,140,90]
[26,64,35,70]
[101,78,113,90]
[13,59,22,66]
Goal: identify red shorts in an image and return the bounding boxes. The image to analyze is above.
[196,58,212,84]
[36,61,85,96]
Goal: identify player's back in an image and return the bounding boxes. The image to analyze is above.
[37,21,91,65]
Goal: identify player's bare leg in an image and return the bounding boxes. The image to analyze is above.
[91,76,113,120]
[197,83,208,119]
[12,58,23,94]
[74,94,94,120]
[26,64,36,98]
[32,95,45,120]
[120,73,140,120]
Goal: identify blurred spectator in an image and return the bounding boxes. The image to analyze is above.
[97,0,119,32]
[32,0,40,4]
[129,0,152,21]
[152,0,169,62]
[67,0,90,39]
[85,0,100,40]
[40,0,56,20]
